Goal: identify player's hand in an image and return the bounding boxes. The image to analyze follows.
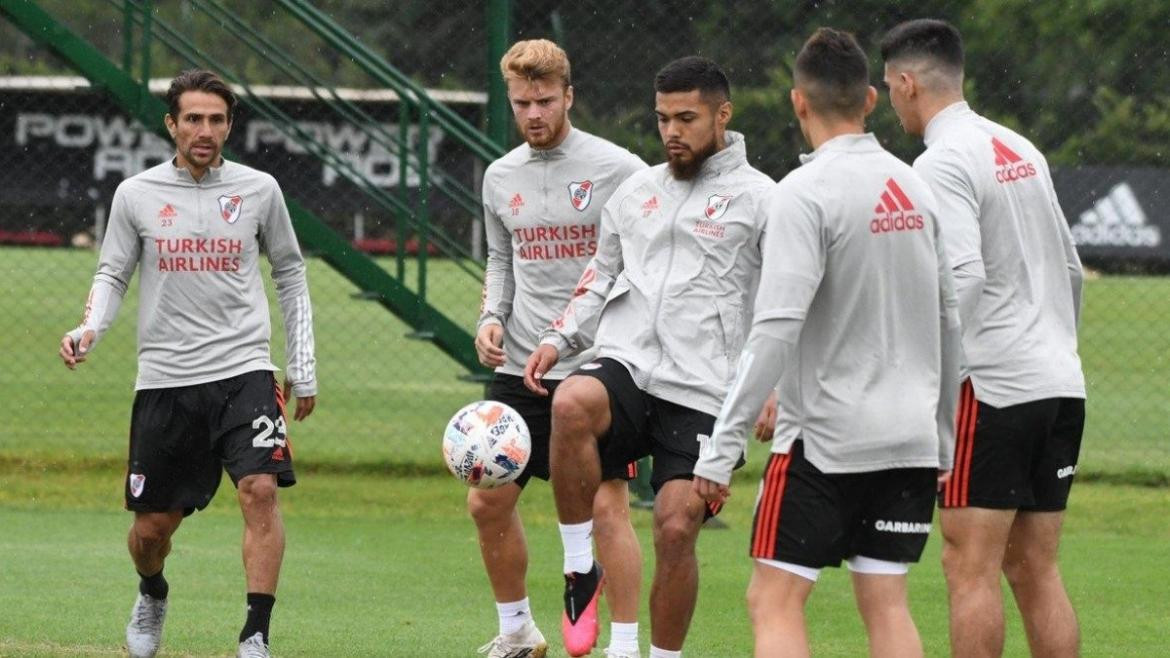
[59,330,94,370]
[937,469,952,490]
[475,324,506,368]
[754,390,778,441]
[283,380,316,421]
[693,475,730,504]
[523,345,559,396]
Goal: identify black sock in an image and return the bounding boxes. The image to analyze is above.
[239,593,276,644]
[137,569,168,600]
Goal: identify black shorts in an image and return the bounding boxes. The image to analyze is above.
[751,441,937,569]
[940,380,1085,512]
[487,373,636,488]
[571,358,733,517]
[126,370,295,515]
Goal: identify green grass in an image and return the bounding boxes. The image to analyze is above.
[0,465,1166,657]
[3,246,1168,481]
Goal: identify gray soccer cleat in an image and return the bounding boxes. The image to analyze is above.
[125,592,167,658]
[477,619,548,658]
[604,648,642,658]
[237,631,271,658]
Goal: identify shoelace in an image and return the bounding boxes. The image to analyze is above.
[476,637,501,654]
[238,635,268,658]
[131,602,163,631]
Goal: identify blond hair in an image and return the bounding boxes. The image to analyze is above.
[500,39,571,88]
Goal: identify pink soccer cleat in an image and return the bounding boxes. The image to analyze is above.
[561,561,604,657]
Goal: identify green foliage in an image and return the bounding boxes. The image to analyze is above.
[3,1,1165,173]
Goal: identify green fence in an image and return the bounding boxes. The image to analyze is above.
[1,1,1168,483]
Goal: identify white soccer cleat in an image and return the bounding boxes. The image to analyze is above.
[603,648,642,658]
[477,619,549,658]
[237,631,270,658]
[125,593,167,658]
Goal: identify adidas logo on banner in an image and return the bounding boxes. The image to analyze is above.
[870,178,924,234]
[1070,181,1161,248]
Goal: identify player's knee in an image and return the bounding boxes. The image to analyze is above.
[1002,552,1057,589]
[466,488,511,526]
[552,378,606,430]
[653,513,699,561]
[941,541,995,585]
[237,474,278,508]
[133,517,175,549]
[746,575,795,626]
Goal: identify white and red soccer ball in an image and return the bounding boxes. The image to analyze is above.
[443,400,531,489]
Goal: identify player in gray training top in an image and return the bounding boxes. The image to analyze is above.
[693,28,961,657]
[525,56,774,658]
[58,69,315,658]
[881,19,1086,658]
[472,39,647,658]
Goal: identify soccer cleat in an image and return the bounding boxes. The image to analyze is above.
[476,619,548,658]
[561,561,604,657]
[237,631,270,658]
[603,648,642,658]
[125,592,167,658]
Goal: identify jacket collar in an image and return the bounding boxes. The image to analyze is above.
[171,157,226,184]
[924,101,975,147]
[798,132,881,164]
[694,130,748,179]
[526,126,581,161]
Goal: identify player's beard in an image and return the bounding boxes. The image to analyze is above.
[520,112,567,149]
[666,135,718,181]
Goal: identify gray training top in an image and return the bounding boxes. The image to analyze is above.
[70,159,317,397]
[915,102,1085,407]
[695,133,961,482]
[541,132,774,417]
[479,128,647,379]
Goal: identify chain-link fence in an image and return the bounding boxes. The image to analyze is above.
[2,0,1168,482]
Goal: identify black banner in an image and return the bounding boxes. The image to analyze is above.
[0,79,483,246]
[1052,166,1168,268]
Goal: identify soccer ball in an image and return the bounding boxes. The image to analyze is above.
[443,400,531,489]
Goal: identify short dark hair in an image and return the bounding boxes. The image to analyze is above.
[879,19,964,74]
[654,56,731,104]
[794,27,870,118]
[166,69,237,120]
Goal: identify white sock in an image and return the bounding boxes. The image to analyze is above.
[650,646,682,658]
[609,622,639,653]
[559,520,594,574]
[496,598,532,636]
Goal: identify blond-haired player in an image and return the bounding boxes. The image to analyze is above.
[473,39,647,658]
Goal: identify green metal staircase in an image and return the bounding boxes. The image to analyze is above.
[0,0,508,374]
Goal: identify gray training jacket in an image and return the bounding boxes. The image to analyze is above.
[696,134,961,484]
[70,160,317,397]
[479,128,647,379]
[540,132,774,417]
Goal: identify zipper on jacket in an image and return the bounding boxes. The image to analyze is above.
[541,152,549,219]
[647,178,697,389]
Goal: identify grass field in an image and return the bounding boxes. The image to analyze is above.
[0,468,1167,657]
[1,245,1169,655]
[3,246,1168,481]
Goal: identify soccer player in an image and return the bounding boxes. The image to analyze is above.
[693,28,961,657]
[525,56,774,658]
[881,19,1087,658]
[58,69,316,658]
[473,39,647,658]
